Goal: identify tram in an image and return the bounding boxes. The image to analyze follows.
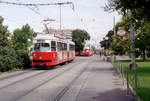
[32,32,75,67]
[80,46,93,56]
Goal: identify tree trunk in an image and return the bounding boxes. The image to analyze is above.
[143,50,147,61]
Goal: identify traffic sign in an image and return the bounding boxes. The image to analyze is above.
[117,27,126,37]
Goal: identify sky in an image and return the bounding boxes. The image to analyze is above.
[0,0,122,48]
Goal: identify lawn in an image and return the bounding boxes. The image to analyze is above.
[114,59,150,101]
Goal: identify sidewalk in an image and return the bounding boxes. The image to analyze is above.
[76,58,135,101]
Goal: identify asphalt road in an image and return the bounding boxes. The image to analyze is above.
[0,55,135,101]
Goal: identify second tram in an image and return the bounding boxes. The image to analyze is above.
[80,46,93,56]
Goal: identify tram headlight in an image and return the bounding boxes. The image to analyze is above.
[33,54,36,58]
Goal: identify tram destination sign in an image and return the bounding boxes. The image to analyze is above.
[54,33,65,39]
[117,27,126,38]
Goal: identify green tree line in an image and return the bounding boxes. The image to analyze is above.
[100,0,150,60]
[72,29,90,53]
[0,16,33,72]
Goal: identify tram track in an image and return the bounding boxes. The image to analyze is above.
[52,62,92,101]
[0,62,78,89]
[0,70,49,90]
[13,62,80,101]
[0,61,81,101]
[0,69,32,81]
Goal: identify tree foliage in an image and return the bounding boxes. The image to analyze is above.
[72,29,90,52]
[0,47,21,72]
[0,17,33,72]
[100,30,114,50]
[0,16,21,72]
[0,17,11,47]
[110,33,130,55]
[104,0,150,59]
[105,0,150,22]
[12,24,33,51]
[100,14,130,55]
[135,22,150,60]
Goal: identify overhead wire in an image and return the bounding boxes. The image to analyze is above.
[0,0,73,7]
[71,0,89,31]
[0,0,76,32]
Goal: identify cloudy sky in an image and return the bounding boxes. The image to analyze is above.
[0,0,122,47]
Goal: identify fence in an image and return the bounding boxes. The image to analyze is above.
[112,59,142,101]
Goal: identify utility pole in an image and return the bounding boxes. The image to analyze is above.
[59,3,62,30]
[0,1,73,31]
[129,9,138,101]
[57,2,73,31]
[129,9,136,70]
[113,16,115,34]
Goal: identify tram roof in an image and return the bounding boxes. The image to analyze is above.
[33,32,75,45]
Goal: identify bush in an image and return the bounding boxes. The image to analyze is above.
[0,47,21,72]
[16,50,31,69]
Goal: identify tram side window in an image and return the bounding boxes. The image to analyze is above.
[34,43,40,51]
[64,43,67,51]
[51,41,56,51]
[57,42,62,51]
[69,44,75,50]
[62,43,67,51]
[62,43,65,51]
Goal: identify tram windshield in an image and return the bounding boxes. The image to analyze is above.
[34,43,50,52]
[84,49,89,52]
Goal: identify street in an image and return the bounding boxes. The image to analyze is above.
[0,55,135,101]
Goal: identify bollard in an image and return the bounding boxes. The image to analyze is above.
[120,64,124,85]
[134,71,138,101]
[126,67,129,95]
[121,65,124,85]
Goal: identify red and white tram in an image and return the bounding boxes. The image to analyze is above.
[80,46,93,56]
[32,32,75,67]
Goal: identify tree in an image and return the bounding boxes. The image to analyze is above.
[72,29,90,53]
[105,0,150,22]
[105,0,150,59]
[0,46,21,72]
[100,30,114,50]
[100,14,130,55]
[12,24,33,51]
[110,33,130,55]
[12,24,33,68]
[0,16,11,47]
[0,16,21,72]
[135,22,150,60]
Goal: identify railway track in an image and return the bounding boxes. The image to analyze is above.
[0,61,81,101]
[0,70,32,81]
[52,62,93,101]
[0,70,49,89]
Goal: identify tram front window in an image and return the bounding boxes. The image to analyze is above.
[34,43,50,52]
[84,49,88,52]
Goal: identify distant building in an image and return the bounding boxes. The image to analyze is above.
[43,28,73,40]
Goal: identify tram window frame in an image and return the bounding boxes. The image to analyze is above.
[62,43,65,51]
[51,41,56,52]
[34,43,40,51]
[64,43,67,51]
[57,42,62,51]
[69,44,75,50]
[34,43,50,52]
